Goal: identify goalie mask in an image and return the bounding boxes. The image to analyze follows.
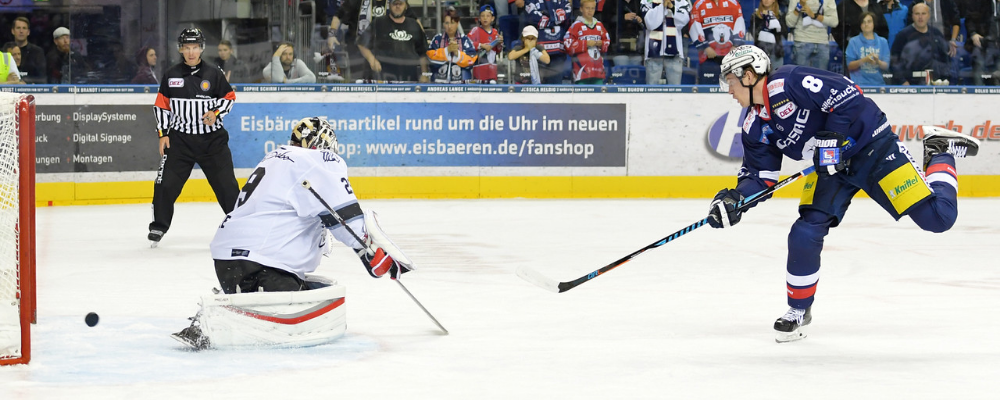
[291,117,339,151]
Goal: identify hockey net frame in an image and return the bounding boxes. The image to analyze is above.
[0,92,36,366]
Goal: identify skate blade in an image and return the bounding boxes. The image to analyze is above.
[775,329,807,343]
[150,241,159,248]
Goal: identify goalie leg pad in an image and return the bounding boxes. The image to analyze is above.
[198,284,347,348]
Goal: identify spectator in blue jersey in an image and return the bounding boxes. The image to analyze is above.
[845,12,890,85]
[879,0,908,48]
[525,0,573,83]
[890,3,952,84]
[708,45,980,343]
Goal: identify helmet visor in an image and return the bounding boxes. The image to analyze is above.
[719,67,742,92]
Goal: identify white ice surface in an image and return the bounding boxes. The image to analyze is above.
[2,198,1000,399]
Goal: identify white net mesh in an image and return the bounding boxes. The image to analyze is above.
[0,92,23,360]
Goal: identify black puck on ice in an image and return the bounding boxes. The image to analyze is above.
[85,312,99,327]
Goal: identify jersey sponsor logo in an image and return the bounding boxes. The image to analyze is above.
[820,84,859,111]
[705,2,712,9]
[775,109,811,150]
[767,78,784,96]
[200,80,211,91]
[231,249,250,257]
[703,15,734,25]
[168,78,184,87]
[390,30,414,41]
[775,102,797,119]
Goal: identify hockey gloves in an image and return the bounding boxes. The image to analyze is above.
[813,131,853,176]
[707,188,744,229]
[356,240,412,280]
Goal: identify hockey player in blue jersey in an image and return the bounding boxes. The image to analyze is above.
[707,45,981,342]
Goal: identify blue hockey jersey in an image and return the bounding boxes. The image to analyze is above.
[736,65,892,197]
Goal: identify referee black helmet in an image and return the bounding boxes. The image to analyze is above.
[177,28,206,48]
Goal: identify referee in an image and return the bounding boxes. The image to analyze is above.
[149,28,239,247]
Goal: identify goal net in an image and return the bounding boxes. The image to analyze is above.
[0,92,36,366]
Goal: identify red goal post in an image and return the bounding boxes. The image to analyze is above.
[0,92,36,366]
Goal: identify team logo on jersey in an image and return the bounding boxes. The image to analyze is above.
[168,78,184,87]
[767,78,785,96]
[200,80,211,91]
[775,102,797,119]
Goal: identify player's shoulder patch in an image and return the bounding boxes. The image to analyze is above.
[774,101,798,119]
[767,78,785,96]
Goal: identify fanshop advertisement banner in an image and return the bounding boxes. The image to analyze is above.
[225,102,628,168]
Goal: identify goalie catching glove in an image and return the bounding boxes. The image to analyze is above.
[707,188,744,229]
[354,211,414,280]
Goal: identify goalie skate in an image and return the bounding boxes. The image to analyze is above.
[773,307,811,343]
[171,325,210,350]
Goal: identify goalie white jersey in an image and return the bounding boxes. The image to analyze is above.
[210,145,365,278]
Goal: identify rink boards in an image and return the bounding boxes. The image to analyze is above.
[21,86,1000,205]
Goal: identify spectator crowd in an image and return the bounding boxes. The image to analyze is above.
[3,0,999,86]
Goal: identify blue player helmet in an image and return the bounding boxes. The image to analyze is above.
[291,117,339,152]
[719,45,771,91]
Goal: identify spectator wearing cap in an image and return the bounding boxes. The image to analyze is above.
[508,25,551,83]
[468,4,504,82]
[357,0,430,82]
[1,42,24,84]
[525,0,573,84]
[10,17,46,84]
[46,27,87,84]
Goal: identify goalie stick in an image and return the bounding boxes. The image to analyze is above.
[301,180,449,334]
[516,166,817,293]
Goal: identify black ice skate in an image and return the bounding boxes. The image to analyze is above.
[773,307,811,343]
[148,230,164,248]
[922,126,980,169]
[171,315,210,350]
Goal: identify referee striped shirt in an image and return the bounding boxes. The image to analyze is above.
[154,60,236,136]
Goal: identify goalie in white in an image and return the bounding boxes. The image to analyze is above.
[171,117,413,350]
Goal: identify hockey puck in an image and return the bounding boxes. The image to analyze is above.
[85,312,99,327]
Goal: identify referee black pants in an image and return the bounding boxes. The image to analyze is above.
[150,128,240,234]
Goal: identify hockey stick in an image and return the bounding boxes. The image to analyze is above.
[300,180,449,334]
[516,165,816,293]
